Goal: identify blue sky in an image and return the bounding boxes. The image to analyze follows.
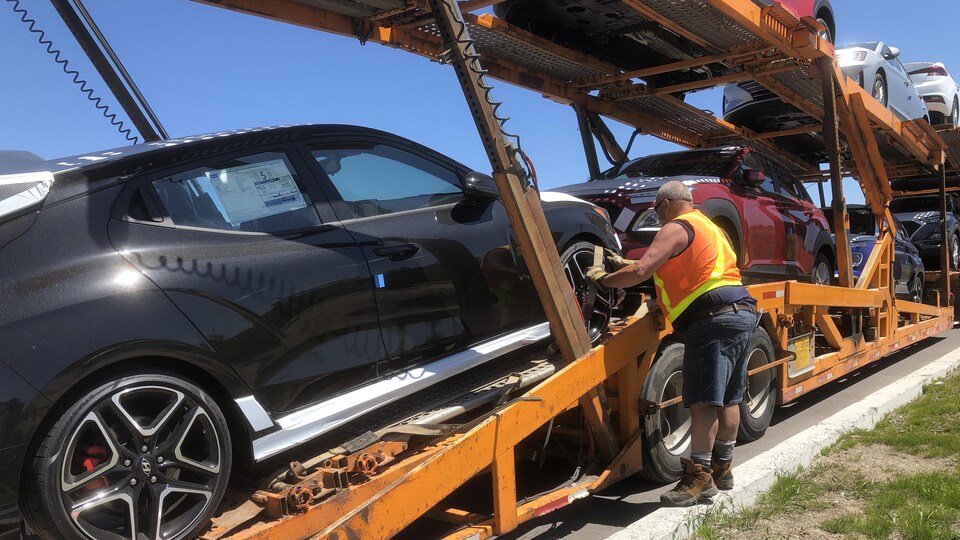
[2,0,957,204]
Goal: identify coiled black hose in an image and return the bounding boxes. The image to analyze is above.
[7,0,138,144]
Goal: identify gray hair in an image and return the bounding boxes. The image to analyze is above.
[656,181,693,204]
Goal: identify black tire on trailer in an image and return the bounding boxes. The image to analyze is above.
[559,240,616,344]
[872,72,888,107]
[909,273,924,304]
[951,233,960,270]
[951,98,959,127]
[737,328,778,443]
[24,371,232,540]
[637,342,688,483]
[811,251,832,286]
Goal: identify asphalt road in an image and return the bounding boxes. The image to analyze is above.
[500,323,960,540]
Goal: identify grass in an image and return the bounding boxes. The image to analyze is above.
[693,370,960,539]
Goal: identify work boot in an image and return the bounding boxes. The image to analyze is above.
[711,457,734,491]
[660,458,719,507]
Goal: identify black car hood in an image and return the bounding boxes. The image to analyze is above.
[552,175,719,197]
[893,210,941,224]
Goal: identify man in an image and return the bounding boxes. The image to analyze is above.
[585,181,756,507]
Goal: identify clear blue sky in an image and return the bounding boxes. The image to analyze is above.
[2,0,957,204]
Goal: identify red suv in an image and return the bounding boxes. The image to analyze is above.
[554,147,836,285]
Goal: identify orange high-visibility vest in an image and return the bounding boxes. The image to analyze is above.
[653,209,742,323]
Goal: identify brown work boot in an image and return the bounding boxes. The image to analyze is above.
[711,457,733,491]
[660,458,719,507]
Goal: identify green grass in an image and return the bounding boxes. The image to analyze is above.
[693,369,960,538]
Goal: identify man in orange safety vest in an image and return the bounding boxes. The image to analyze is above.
[585,180,757,507]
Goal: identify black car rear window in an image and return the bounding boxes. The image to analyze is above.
[890,197,938,213]
[610,151,736,179]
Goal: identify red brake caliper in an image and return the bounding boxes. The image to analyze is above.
[78,445,110,491]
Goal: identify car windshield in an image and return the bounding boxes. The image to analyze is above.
[608,150,736,179]
[890,196,939,213]
[841,41,879,51]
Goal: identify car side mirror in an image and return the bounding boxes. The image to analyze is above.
[463,172,500,199]
[885,46,900,60]
[742,170,766,186]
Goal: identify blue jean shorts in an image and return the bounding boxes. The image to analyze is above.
[682,308,757,407]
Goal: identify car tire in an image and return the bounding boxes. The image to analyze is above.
[637,342,688,483]
[951,98,959,127]
[24,372,232,540]
[559,240,615,343]
[811,252,832,286]
[737,329,777,443]
[871,72,888,108]
[908,273,924,304]
[951,233,960,270]
[816,17,833,44]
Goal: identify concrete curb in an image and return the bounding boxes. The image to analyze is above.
[606,345,960,540]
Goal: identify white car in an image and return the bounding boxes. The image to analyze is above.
[836,41,928,122]
[904,62,960,126]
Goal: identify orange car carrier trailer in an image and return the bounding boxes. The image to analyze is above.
[49,0,960,538]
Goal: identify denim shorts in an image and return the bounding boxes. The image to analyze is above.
[682,307,757,407]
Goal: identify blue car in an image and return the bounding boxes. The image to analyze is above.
[823,205,925,302]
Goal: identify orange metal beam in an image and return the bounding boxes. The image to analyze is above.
[784,282,882,308]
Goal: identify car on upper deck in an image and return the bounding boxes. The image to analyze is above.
[0,124,620,540]
[836,41,929,122]
[905,61,960,126]
[552,146,836,286]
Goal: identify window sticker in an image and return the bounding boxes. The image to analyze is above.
[205,159,306,225]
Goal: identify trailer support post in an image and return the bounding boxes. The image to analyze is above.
[425,0,619,461]
[818,56,853,288]
[492,448,518,534]
[940,165,951,306]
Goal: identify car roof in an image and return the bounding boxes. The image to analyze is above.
[1,124,413,177]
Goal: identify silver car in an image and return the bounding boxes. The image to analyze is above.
[904,62,960,126]
[836,41,928,122]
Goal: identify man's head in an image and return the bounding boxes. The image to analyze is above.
[654,181,694,222]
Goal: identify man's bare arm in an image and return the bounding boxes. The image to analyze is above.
[600,222,689,289]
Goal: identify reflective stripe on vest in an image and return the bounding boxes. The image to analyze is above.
[653,209,742,323]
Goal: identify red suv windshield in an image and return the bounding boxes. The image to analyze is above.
[610,150,738,179]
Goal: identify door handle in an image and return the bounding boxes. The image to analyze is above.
[373,243,420,260]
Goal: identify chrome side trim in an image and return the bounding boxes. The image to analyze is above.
[235,396,275,432]
[251,322,551,461]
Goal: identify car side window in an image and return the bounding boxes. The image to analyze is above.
[151,151,321,233]
[892,59,907,77]
[742,153,776,193]
[310,142,463,218]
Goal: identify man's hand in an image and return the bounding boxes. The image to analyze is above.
[604,248,636,271]
[585,265,609,290]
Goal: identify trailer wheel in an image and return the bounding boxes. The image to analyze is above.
[737,329,777,442]
[25,372,232,540]
[637,342,688,483]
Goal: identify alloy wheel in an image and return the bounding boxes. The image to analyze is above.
[58,384,225,540]
[952,235,959,270]
[814,259,831,286]
[560,241,615,343]
[659,369,691,458]
[872,76,886,107]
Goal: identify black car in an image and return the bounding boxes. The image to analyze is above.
[493,0,737,91]
[0,125,619,539]
[890,193,960,270]
[822,205,925,302]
